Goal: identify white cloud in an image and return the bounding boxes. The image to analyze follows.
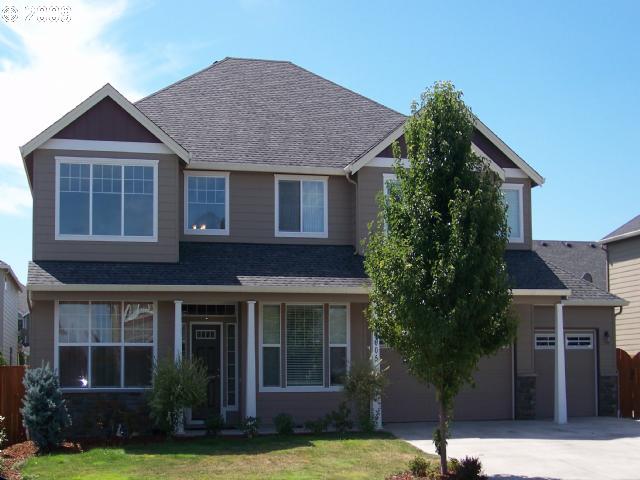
[0,0,141,215]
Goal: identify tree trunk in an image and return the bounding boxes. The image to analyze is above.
[438,398,448,475]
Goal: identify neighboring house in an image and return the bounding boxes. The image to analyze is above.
[601,215,640,355]
[0,261,24,365]
[18,287,30,364]
[21,57,624,432]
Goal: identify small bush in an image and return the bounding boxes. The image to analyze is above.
[148,358,207,435]
[451,456,487,480]
[205,414,225,436]
[21,363,71,451]
[409,456,430,477]
[329,402,353,434]
[0,415,7,449]
[273,413,294,435]
[343,360,387,432]
[0,352,6,366]
[304,416,330,434]
[241,416,260,438]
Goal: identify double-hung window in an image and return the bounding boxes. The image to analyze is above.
[56,157,158,241]
[56,301,155,389]
[501,183,524,243]
[184,172,229,235]
[260,303,349,391]
[329,305,349,386]
[275,175,328,238]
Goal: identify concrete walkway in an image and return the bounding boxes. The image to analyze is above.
[387,417,640,480]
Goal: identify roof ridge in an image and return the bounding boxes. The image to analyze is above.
[136,57,234,104]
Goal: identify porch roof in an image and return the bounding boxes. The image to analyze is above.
[27,243,624,304]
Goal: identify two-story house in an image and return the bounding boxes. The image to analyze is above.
[22,58,624,432]
[1,260,23,365]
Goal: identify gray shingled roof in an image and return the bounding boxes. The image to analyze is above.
[28,243,622,304]
[28,243,369,289]
[136,58,406,169]
[533,240,607,291]
[601,214,640,243]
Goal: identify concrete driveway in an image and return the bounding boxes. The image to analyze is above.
[387,418,640,480]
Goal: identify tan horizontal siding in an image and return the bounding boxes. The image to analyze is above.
[608,237,640,355]
[32,149,180,263]
[179,169,355,246]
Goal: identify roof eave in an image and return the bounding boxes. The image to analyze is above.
[600,229,640,245]
[561,298,628,307]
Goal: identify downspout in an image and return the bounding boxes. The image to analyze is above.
[345,167,359,255]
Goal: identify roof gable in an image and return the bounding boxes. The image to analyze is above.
[20,84,190,163]
[601,214,640,244]
[54,97,160,143]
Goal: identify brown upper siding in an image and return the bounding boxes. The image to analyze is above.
[54,97,161,143]
[472,130,518,169]
[32,149,180,263]
[179,168,355,246]
[607,237,640,355]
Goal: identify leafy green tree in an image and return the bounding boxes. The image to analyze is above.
[364,82,516,475]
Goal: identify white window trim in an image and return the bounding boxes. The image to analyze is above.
[54,156,159,242]
[226,322,239,411]
[383,173,398,194]
[565,332,594,350]
[183,171,230,236]
[259,303,282,391]
[259,302,346,393]
[534,332,556,350]
[329,304,351,387]
[274,174,329,239]
[501,183,524,244]
[54,300,158,391]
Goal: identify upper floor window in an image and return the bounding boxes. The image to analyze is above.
[55,157,158,242]
[275,175,328,238]
[184,172,229,235]
[501,183,524,243]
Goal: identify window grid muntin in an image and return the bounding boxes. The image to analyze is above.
[57,300,155,389]
[184,172,229,235]
[55,157,157,241]
[534,333,556,350]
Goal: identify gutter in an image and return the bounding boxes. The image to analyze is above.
[561,299,628,307]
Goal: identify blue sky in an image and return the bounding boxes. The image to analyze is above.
[1,0,639,283]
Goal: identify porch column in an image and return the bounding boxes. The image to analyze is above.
[174,300,183,362]
[554,303,568,424]
[174,300,184,435]
[371,332,383,430]
[245,300,257,418]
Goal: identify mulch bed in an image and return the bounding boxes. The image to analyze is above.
[1,441,81,480]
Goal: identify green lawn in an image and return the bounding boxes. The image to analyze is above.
[20,433,429,480]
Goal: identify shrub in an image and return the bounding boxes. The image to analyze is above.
[304,416,330,434]
[0,415,7,449]
[409,455,430,477]
[205,414,225,436]
[0,352,6,366]
[343,360,387,432]
[21,363,71,451]
[241,416,260,438]
[329,402,353,434]
[450,456,487,480]
[273,413,294,435]
[148,358,207,435]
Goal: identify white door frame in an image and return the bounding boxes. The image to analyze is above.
[186,321,225,426]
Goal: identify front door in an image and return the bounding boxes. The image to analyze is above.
[191,324,221,421]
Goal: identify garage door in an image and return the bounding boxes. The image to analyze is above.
[382,346,513,422]
[534,331,596,418]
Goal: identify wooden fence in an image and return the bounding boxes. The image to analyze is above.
[0,365,26,445]
[617,348,640,419]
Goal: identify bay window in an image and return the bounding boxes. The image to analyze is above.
[275,175,328,237]
[56,157,158,241]
[184,172,229,235]
[501,183,524,243]
[260,303,349,391]
[56,301,156,389]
